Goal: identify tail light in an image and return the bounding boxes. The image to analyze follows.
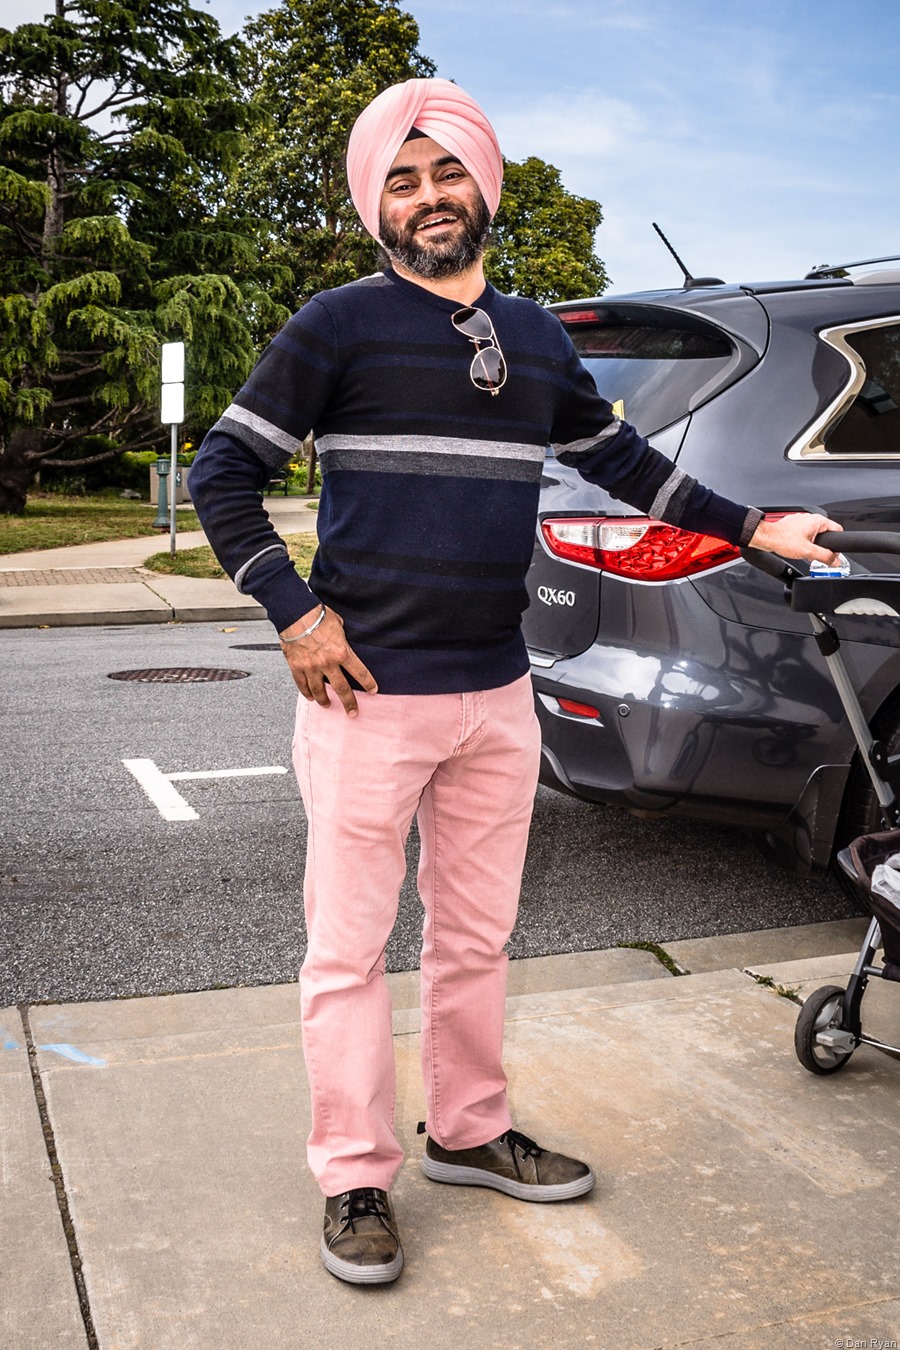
[540,516,741,581]
[558,309,601,324]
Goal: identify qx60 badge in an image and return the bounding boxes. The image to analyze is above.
[537,585,576,607]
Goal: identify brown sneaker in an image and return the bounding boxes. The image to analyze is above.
[419,1125,595,1202]
[320,1188,403,1284]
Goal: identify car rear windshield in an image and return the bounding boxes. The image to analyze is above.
[558,306,737,436]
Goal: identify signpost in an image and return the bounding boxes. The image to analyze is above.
[160,342,185,555]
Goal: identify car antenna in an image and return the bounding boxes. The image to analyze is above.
[652,222,724,288]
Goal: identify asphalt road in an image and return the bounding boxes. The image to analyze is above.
[1,621,860,1005]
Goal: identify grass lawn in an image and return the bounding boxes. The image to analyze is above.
[144,533,317,579]
[0,494,201,555]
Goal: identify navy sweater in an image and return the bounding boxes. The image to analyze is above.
[189,268,761,694]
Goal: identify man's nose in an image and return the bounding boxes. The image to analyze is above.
[412,175,445,208]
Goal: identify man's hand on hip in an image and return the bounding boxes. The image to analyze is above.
[279,605,377,717]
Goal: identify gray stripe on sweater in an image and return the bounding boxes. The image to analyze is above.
[234,543,289,593]
[315,433,546,463]
[217,404,304,457]
[650,468,693,523]
[212,417,286,471]
[552,420,622,460]
[319,447,543,483]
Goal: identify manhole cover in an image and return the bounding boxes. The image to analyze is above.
[108,667,251,683]
[229,643,281,651]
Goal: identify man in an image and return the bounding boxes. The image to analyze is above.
[189,77,841,1286]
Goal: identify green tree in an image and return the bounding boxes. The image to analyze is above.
[232,0,435,307]
[486,156,609,304]
[233,1,607,308]
[0,0,286,514]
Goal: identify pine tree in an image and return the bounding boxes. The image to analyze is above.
[0,0,286,513]
[231,0,436,308]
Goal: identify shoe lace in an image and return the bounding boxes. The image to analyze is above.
[498,1129,544,1161]
[340,1187,392,1234]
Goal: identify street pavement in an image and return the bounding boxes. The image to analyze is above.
[4,503,900,1347]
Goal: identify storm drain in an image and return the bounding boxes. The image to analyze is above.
[108,667,251,683]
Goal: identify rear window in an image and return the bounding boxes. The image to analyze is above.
[559,307,737,436]
[825,322,900,456]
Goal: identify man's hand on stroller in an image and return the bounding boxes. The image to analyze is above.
[749,513,843,563]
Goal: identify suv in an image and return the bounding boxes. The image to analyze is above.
[525,259,900,877]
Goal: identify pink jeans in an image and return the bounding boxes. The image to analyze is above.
[292,672,541,1196]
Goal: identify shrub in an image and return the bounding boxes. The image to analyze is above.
[40,445,199,498]
[285,457,322,493]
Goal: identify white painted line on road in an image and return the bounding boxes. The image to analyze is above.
[122,758,199,822]
[122,759,290,821]
[168,767,288,781]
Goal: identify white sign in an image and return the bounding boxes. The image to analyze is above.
[160,340,185,425]
[160,383,184,425]
[161,341,185,383]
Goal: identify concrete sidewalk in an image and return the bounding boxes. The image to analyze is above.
[5,917,900,1350]
[0,496,319,629]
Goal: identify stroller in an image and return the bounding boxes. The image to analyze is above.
[742,529,900,1075]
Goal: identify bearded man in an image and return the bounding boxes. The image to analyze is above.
[189,78,840,1286]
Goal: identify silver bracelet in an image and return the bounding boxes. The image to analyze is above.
[280,604,326,643]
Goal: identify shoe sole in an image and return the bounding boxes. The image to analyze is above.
[421,1156,595,1202]
[319,1236,403,1285]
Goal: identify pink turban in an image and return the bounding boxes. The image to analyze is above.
[346,78,503,241]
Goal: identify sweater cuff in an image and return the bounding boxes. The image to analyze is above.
[738,507,764,549]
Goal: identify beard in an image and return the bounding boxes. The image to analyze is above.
[379,193,492,280]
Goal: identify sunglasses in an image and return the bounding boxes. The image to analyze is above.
[451,306,507,396]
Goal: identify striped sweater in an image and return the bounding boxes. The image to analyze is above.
[189,267,761,695]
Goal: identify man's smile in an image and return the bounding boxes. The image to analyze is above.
[415,213,460,232]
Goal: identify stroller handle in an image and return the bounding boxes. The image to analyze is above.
[741,529,900,579]
[815,530,900,555]
[739,548,799,580]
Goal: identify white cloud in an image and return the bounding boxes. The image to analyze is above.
[493,93,648,165]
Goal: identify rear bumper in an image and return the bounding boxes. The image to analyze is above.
[529,638,852,874]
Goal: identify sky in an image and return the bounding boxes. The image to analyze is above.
[8,0,900,294]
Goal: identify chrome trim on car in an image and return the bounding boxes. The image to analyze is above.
[527,649,558,668]
[787,314,900,461]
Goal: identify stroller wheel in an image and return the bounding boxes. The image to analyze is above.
[795,985,855,1075]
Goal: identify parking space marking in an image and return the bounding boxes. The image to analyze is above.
[122,758,289,821]
[168,767,288,781]
[123,758,198,821]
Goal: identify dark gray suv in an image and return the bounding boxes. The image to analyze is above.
[525,261,900,877]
